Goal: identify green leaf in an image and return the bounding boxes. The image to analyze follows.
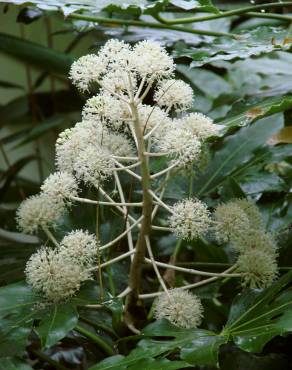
[170,0,219,13]
[177,64,232,99]
[0,283,38,356]
[193,113,284,196]
[0,358,33,370]
[14,115,66,147]
[128,358,192,370]
[0,32,74,75]
[35,304,78,348]
[0,281,38,318]
[0,0,166,16]
[224,271,292,353]
[174,27,292,67]
[90,320,227,369]
[219,95,292,129]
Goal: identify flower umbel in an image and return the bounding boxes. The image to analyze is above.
[154,288,203,328]
[169,198,211,240]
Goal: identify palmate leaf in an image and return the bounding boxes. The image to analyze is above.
[0,358,33,370]
[174,27,292,67]
[224,271,292,353]
[90,320,227,369]
[0,33,74,75]
[218,95,292,130]
[0,282,82,355]
[35,304,79,348]
[169,0,218,13]
[193,113,284,196]
[0,0,167,16]
[91,272,292,369]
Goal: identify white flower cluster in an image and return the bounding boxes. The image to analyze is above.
[214,199,278,288]
[154,288,203,329]
[69,39,220,169]
[25,230,98,302]
[154,79,194,112]
[169,198,211,240]
[17,172,78,234]
[55,120,134,185]
[70,39,174,93]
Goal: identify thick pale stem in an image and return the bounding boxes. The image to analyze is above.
[125,98,153,320]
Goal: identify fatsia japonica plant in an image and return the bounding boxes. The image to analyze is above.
[16,39,278,332]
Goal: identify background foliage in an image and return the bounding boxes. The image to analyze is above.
[0,0,292,369]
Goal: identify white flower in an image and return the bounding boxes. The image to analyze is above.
[98,39,131,71]
[69,54,107,92]
[169,198,211,240]
[59,230,98,267]
[233,199,264,231]
[41,172,78,202]
[131,40,174,79]
[101,70,137,96]
[154,79,193,112]
[180,113,221,140]
[16,194,65,234]
[231,230,278,256]
[55,120,109,174]
[157,126,201,166]
[237,249,278,289]
[73,144,114,185]
[103,132,135,158]
[25,247,91,302]
[137,105,170,134]
[82,94,130,129]
[154,288,203,328]
[213,203,251,244]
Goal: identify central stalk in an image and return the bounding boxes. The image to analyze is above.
[125,101,153,324]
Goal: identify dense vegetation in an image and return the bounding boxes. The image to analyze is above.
[0,1,292,369]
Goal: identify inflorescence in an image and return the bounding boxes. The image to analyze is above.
[16,39,278,327]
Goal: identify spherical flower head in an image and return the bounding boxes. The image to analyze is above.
[233,199,264,231]
[98,39,132,71]
[103,132,135,158]
[25,247,91,302]
[154,79,193,112]
[16,194,65,234]
[82,94,130,129]
[169,198,211,240]
[41,172,78,202]
[73,144,114,185]
[154,288,203,329]
[59,230,98,267]
[231,229,277,257]
[237,249,278,289]
[213,203,250,244]
[157,126,201,166]
[69,54,106,92]
[136,105,170,134]
[131,40,174,79]
[101,70,137,96]
[55,120,110,175]
[180,113,221,140]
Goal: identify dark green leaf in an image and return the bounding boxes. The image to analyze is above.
[0,32,74,75]
[174,27,292,67]
[219,95,292,129]
[0,358,33,370]
[193,114,284,196]
[35,304,78,348]
[224,271,292,353]
[14,115,65,147]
